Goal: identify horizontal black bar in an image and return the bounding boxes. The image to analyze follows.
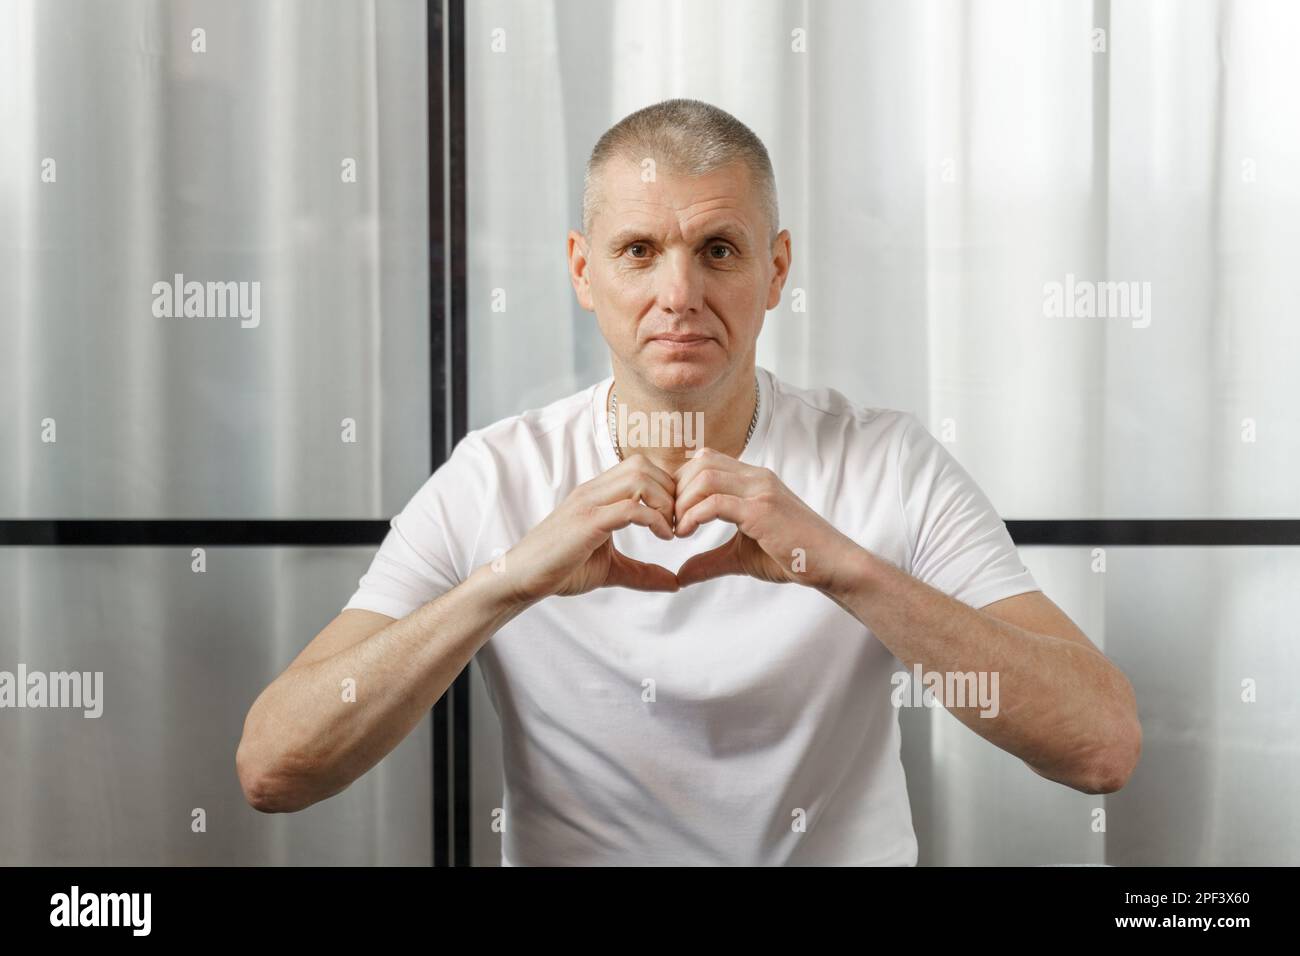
[0,520,390,546]
[1007,519,1300,546]
[1,519,1299,548]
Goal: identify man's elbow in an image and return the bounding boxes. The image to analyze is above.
[1082,716,1143,794]
[236,739,311,814]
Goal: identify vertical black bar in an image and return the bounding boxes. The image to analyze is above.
[427,0,449,868]
[446,0,471,868]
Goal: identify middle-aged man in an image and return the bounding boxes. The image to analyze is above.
[237,98,1142,866]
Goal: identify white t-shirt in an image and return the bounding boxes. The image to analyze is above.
[343,365,1039,865]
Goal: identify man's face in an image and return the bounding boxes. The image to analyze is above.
[568,158,791,395]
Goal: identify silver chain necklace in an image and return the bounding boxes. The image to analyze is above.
[608,375,760,462]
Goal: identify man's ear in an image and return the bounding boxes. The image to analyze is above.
[567,229,595,312]
[765,229,792,311]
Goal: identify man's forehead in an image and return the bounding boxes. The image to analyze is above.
[597,172,758,240]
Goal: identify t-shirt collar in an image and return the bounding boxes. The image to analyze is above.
[588,366,774,469]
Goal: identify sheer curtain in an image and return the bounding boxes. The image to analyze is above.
[0,0,429,519]
[0,0,432,864]
[465,0,1300,864]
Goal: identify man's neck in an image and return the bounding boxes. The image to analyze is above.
[607,361,759,474]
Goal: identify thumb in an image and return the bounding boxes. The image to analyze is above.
[676,533,745,588]
[604,547,681,593]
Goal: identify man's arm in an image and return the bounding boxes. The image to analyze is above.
[235,563,526,813]
[671,448,1142,796]
[235,452,681,813]
[824,551,1141,794]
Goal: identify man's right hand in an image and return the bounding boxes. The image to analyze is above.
[501,453,680,602]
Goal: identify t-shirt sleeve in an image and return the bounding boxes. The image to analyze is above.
[342,431,495,620]
[895,412,1039,609]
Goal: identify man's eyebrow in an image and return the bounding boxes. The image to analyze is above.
[699,223,751,245]
[605,222,752,250]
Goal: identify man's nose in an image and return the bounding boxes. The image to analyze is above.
[654,248,705,314]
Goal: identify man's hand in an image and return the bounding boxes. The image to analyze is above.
[672,447,862,592]
[504,453,680,603]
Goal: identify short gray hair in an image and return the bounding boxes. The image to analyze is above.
[581,98,780,247]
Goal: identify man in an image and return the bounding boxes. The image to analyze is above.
[236,98,1141,866]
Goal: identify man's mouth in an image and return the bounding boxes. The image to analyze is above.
[650,333,713,346]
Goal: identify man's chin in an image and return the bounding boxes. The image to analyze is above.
[639,357,727,395]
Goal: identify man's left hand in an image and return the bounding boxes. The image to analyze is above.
[673,448,864,593]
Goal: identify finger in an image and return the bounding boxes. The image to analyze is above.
[605,548,680,592]
[610,453,677,499]
[576,467,672,524]
[675,534,745,587]
[673,446,749,488]
[674,467,754,527]
[675,492,754,538]
[627,476,676,528]
[586,457,677,526]
[592,498,674,541]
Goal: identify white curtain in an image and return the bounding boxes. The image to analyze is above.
[0,0,430,519]
[0,0,433,864]
[465,0,1300,865]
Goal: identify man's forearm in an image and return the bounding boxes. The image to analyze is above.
[239,562,529,812]
[823,547,1139,793]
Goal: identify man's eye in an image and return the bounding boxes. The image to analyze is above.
[626,243,650,258]
[707,244,733,259]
